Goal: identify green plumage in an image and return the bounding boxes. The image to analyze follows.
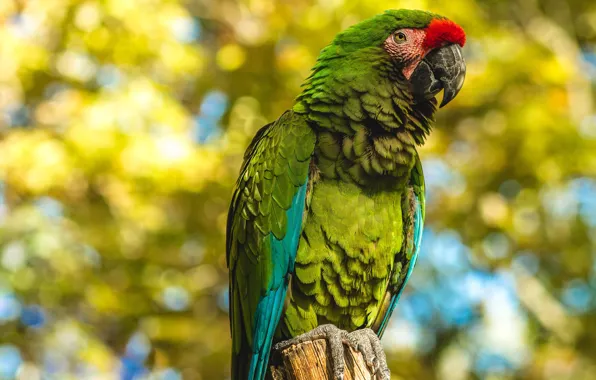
[227,111,316,378]
[228,9,453,380]
[284,179,407,334]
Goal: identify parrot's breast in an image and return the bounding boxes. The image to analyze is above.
[280,179,405,338]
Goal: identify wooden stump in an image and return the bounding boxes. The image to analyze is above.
[269,338,376,380]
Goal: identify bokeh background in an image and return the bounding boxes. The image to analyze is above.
[0,0,595,379]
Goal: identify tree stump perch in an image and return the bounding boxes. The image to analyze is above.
[269,338,377,380]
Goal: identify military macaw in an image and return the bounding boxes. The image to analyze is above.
[226,9,466,380]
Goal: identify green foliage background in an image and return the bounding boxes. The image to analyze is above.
[0,0,595,379]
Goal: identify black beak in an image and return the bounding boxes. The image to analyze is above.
[410,44,466,108]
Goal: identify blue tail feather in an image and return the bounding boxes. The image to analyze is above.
[246,181,308,380]
[378,193,424,338]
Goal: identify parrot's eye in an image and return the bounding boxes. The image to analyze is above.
[393,31,407,43]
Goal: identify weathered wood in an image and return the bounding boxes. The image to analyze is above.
[269,338,376,380]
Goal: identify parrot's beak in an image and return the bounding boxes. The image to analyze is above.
[410,44,466,108]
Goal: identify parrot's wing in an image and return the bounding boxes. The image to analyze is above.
[376,154,425,338]
[227,111,315,380]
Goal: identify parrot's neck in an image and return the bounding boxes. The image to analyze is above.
[293,51,437,185]
[311,121,424,186]
[294,93,436,186]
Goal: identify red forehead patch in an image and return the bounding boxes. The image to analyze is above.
[423,19,466,50]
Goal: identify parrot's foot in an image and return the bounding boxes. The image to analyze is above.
[345,328,390,380]
[273,325,390,380]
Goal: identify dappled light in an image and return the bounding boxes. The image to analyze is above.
[0,0,595,379]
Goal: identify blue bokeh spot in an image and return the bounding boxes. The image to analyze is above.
[20,305,46,328]
[0,345,22,379]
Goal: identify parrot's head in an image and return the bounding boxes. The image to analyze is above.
[379,10,466,107]
[300,9,466,115]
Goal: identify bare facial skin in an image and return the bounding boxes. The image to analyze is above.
[383,28,429,80]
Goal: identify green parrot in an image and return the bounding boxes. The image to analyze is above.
[226,9,466,380]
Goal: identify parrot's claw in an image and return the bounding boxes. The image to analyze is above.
[274,324,348,380]
[273,325,390,380]
[345,328,391,380]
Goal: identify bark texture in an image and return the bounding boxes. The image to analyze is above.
[269,339,376,380]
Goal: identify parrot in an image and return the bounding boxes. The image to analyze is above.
[226,9,466,380]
